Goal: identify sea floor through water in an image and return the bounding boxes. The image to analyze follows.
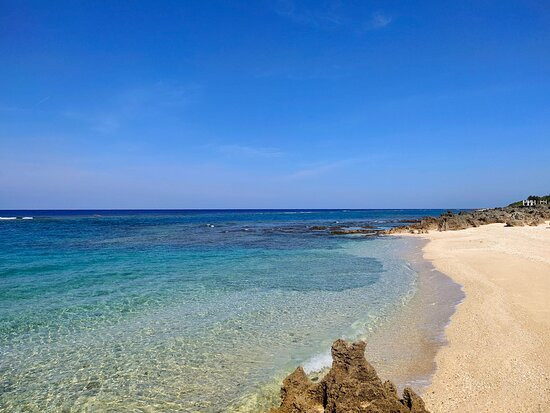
[0,209,462,412]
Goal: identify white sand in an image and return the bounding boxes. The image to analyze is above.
[418,223,550,412]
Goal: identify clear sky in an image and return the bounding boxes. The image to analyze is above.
[1,0,549,209]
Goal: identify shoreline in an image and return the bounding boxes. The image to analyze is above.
[416,222,550,412]
[363,237,464,394]
[233,236,463,412]
[238,220,550,412]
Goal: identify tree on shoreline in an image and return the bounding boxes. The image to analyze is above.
[509,194,550,207]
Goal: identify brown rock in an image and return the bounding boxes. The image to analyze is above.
[382,206,550,235]
[271,340,430,413]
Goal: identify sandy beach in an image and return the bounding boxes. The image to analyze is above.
[418,222,550,412]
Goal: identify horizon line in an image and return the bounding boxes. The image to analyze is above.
[0,207,477,211]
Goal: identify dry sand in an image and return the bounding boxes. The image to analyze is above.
[418,222,550,413]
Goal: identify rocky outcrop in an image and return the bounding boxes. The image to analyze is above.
[383,206,550,234]
[309,226,328,231]
[309,225,378,235]
[271,340,429,413]
[330,228,378,235]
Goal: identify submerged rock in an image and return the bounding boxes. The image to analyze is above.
[309,226,328,231]
[330,228,379,235]
[270,340,430,413]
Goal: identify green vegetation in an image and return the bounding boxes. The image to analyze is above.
[509,194,550,207]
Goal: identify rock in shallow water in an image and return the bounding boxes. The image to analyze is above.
[270,339,430,413]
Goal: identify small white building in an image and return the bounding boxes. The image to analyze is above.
[522,199,536,206]
[540,199,548,205]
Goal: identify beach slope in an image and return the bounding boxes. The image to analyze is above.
[421,222,550,412]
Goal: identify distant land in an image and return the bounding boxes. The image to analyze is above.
[508,194,550,207]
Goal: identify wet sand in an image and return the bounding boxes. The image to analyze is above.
[419,222,550,412]
[364,237,463,394]
[233,237,464,412]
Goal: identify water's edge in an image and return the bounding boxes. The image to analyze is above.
[0,211,464,412]
[232,236,465,412]
[364,236,465,394]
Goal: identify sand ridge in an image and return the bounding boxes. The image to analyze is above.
[418,222,550,413]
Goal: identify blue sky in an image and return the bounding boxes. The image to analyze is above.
[1,0,549,209]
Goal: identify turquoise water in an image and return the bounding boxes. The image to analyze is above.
[0,210,447,412]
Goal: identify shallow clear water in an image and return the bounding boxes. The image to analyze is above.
[0,209,449,412]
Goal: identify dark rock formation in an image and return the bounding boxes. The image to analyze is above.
[309,226,328,231]
[394,219,422,224]
[270,340,430,413]
[308,225,381,235]
[330,228,378,235]
[383,205,550,234]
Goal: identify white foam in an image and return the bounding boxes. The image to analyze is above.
[0,217,17,220]
[302,350,332,374]
[22,217,33,220]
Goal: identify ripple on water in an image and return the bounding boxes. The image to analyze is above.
[0,214,441,412]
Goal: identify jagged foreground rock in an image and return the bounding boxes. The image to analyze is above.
[270,340,429,413]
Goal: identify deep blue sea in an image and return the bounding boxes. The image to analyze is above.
[0,209,450,412]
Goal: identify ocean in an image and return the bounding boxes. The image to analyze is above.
[0,209,461,412]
